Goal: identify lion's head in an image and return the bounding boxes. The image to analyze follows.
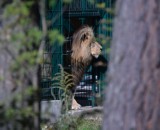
[71,26,102,64]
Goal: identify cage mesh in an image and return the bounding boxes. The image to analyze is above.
[41,0,114,106]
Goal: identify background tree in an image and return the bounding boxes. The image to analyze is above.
[103,0,160,130]
[0,1,42,130]
[0,0,64,130]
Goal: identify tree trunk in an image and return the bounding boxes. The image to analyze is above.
[103,0,160,130]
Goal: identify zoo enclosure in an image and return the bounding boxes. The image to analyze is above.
[41,0,115,106]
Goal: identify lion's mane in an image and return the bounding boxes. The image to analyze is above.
[71,26,96,91]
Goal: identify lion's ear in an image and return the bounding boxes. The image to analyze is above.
[81,33,88,41]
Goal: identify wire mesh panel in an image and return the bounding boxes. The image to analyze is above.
[41,0,115,106]
[41,0,63,100]
[95,0,115,99]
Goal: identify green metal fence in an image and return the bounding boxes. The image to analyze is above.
[41,0,115,106]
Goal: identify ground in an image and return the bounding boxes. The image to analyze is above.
[41,106,103,130]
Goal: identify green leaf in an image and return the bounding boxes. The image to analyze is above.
[27,27,42,44]
[48,30,65,45]
[96,2,106,9]
[5,108,15,119]
[88,0,95,4]
[63,0,73,4]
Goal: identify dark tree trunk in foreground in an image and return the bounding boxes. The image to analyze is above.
[103,0,160,130]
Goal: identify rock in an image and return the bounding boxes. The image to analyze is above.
[68,106,103,121]
[41,100,62,123]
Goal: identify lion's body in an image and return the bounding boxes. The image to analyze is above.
[69,26,102,109]
[70,26,101,92]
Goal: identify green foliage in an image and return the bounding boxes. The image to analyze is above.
[63,0,73,4]
[88,0,95,4]
[42,116,101,130]
[52,65,74,90]
[54,114,78,130]
[77,119,101,130]
[11,32,25,43]
[5,106,34,119]
[27,27,43,45]
[0,76,4,81]
[51,65,74,112]
[47,66,102,130]
[0,0,44,128]
[3,86,36,125]
[48,0,57,8]
[96,2,106,9]
[15,51,38,66]
[4,1,31,17]
[5,108,15,119]
[48,30,65,45]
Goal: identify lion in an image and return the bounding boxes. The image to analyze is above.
[70,26,102,109]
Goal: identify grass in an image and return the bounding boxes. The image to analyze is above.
[41,118,101,130]
[77,119,101,130]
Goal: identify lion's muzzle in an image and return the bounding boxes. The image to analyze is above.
[91,42,102,58]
